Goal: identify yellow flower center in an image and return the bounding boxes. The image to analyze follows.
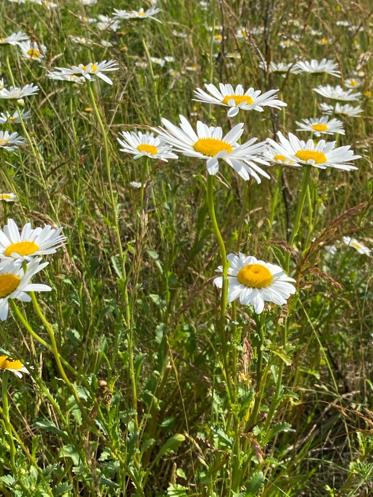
[295,149,327,164]
[0,194,13,200]
[311,123,329,132]
[27,48,41,58]
[0,138,9,146]
[351,241,363,251]
[0,273,21,297]
[222,94,254,106]
[274,154,287,162]
[137,144,158,155]
[237,264,273,289]
[138,9,145,16]
[0,356,24,371]
[193,138,233,157]
[4,241,39,257]
[91,63,98,72]
[349,80,358,87]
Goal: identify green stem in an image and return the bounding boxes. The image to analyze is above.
[289,165,311,246]
[206,175,228,329]
[1,374,16,470]
[30,293,79,405]
[11,301,76,377]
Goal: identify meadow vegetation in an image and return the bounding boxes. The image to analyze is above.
[0,0,372,495]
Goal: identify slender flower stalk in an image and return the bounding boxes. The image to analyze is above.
[1,373,16,469]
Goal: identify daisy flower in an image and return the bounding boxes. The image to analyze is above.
[0,219,66,260]
[113,5,160,21]
[0,83,39,100]
[0,31,29,46]
[0,355,29,378]
[259,61,299,74]
[154,115,270,182]
[0,131,25,151]
[51,60,118,85]
[0,193,17,203]
[296,116,345,136]
[96,15,120,31]
[18,40,46,61]
[47,71,85,84]
[267,132,360,171]
[342,236,371,256]
[313,85,361,101]
[117,131,178,161]
[319,102,363,117]
[0,258,51,321]
[0,110,31,124]
[194,83,287,117]
[263,144,298,167]
[344,78,362,89]
[214,253,296,314]
[295,59,340,77]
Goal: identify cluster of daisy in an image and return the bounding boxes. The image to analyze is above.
[0,31,46,61]
[0,218,66,378]
[0,79,39,151]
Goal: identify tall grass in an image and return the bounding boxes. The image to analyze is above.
[0,0,372,496]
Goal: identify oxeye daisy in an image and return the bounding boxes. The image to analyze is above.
[267,132,360,171]
[214,253,296,314]
[47,70,85,84]
[0,131,25,151]
[153,115,270,182]
[296,116,345,136]
[194,83,286,117]
[259,61,300,74]
[345,78,362,89]
[0,193,17,203]
[319,102,363,117]
[18,40,46,61]
[295,59,341,78]
[0,110,31,124]
[0,219,66,260]
[96,15,120,31]
[52,60,118,85]
[0,355,29,378]
[117,131,178,161]
[113,5,160,21]
[0,83,39,100]
[342,236,371,256]
[0,258,51,321]
[0,31,29,46]
[313,85,361,101]
[263,145,298,167]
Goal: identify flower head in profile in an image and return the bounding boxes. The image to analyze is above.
[50,60,118,85]
[259,61,300,74]
[0,355,29,378]
[96,15,120,31]
[154,115,270,182]
[313,85,361,101]
[0,219,66,260]
[0,258,51,321]
[267,132,360,171]
[320,102,363,117]
[295,59,340,78]
[214,253,296,314]
[0,193,17,203]
[342,236,371,256]
[0,31,29,46]
[18,40,46,61]
[117,131,177,161]
[0,110,31,124]
[0,83,39,100]
[194,83,286,117]
[0,131,25,151]
[113,5,160,21]
[296,116,345,136]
